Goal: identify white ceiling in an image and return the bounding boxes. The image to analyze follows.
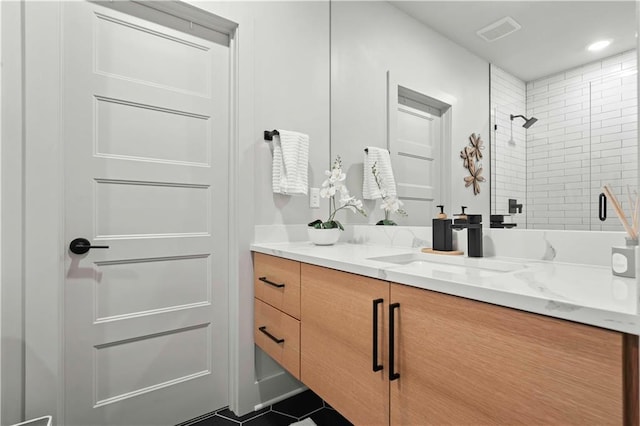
[391,1,637,82]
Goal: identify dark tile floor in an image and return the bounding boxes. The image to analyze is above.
[178,389,352,426]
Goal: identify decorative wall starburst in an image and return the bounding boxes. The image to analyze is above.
[461,133,485,195]
[468,133,484,161]
[459,146,472,169]
[464,158,485,195]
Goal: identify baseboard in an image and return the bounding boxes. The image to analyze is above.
[253,385,308,411]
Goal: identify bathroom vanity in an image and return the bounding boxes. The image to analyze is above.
[251,243,639,425]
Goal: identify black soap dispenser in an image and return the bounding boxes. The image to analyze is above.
[432,205,453,251]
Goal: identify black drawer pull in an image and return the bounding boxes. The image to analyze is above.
[259,326,285,344]
[259,276,285,288]
[373,298,383,372]
[389,303,400,381]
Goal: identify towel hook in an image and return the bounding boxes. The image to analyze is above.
[264,130,280,141]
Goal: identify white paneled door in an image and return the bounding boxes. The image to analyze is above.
[391,103,442,225]
[63,2,229,425]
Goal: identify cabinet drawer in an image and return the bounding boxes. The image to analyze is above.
[254,252,300,319]
[254,298,300,379]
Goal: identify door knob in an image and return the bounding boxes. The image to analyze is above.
[69,238,109,255]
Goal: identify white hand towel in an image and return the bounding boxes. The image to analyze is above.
[272,130,309,196]
[363,147,397,200]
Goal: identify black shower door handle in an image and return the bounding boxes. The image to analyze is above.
[599,192,607,221]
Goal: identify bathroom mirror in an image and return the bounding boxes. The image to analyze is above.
[331,1,490,226]
[330,1,637,231]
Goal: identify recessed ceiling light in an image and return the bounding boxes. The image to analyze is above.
[587,40,611,51]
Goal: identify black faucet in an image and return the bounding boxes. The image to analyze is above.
[451,207,483,257]
[490,214,517,229]
[508,199,523,214]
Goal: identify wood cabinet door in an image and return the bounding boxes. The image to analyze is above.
[301,264,390,426]
[390,283,628,426]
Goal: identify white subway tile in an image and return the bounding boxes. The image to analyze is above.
[565,109,590,120]
[592,109,622,122]
[590,78,622,93]
[591,93,624,107]
[592,125,623,137]
[548,102,585,116]
[584,64,622,81]
[592,140,623,151]
[548,160,582,170]
[532,100,566,115]
[601,130,636,142]
[565,61,602,79]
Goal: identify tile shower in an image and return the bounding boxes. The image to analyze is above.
[491,50,638,230]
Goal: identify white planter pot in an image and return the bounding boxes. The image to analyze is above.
[308,227,341,245]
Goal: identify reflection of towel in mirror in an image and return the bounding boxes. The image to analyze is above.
[272,130,309,196]
[363,146,397,200]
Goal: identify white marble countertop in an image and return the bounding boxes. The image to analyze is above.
[251,241,640,335]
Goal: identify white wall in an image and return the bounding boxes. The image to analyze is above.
[526,50,637,231]
[187,1,329,415]
[192,1,330,227]
[1,2,25,424]
[490,64,527,225]
[331,1,490,226]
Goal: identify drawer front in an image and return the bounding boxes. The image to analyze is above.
[254,252,301,319]
[254,298,300,379]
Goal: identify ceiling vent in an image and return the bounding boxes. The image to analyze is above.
[476,16,521,42]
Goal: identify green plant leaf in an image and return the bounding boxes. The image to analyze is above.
[308,219,323,228]
[322,220,337,229]
[319,220,344,230]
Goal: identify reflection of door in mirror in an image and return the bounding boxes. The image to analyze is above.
[388,74,453,226]
[395,99,442,225]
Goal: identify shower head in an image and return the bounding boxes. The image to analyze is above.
[510,114,538,129]
[523,116,538,129]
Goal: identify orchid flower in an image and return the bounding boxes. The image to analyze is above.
[371,162,407,225]
[309,156,367,230]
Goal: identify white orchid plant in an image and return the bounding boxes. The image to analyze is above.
[372,162,407,226]
[308,156,367,230]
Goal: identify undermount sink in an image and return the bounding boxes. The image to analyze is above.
[367,253,528,277]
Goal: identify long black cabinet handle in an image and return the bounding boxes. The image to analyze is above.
[372,298,384,372]
[259,276,285,288]
[389,303,400,381]
[258,326,285,344]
